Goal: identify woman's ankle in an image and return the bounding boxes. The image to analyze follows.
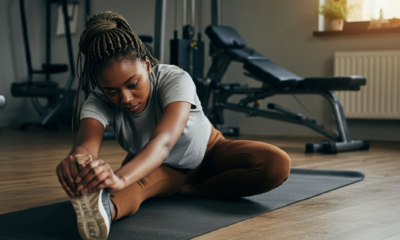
[111,204,116,222]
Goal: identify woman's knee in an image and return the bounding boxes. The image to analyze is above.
[257,146,291,191]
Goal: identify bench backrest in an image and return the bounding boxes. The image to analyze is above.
[205,25,246,49]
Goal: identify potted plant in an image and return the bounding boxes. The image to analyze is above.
[316,0,352,31]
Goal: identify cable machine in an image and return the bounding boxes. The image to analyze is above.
[170,0,205,80]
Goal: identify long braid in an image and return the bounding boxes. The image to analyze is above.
[72,11,160,145]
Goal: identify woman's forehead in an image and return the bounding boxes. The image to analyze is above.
[98,60,144,84]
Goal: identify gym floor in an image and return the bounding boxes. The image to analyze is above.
[0,128,399,239]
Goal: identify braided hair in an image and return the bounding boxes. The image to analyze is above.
[73,11,159,144]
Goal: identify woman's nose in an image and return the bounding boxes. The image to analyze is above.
[120,89,134,105]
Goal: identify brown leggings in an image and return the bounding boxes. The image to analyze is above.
[110,125,291,221]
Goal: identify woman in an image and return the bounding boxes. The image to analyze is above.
[56,11,291,240]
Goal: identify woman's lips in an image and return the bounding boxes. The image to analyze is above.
[125,103,140,112]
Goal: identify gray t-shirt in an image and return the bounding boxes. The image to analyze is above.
[80,64,212,169]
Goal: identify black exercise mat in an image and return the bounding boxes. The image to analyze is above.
[0,168,364,240]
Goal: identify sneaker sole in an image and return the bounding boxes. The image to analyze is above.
[69,190,110,240]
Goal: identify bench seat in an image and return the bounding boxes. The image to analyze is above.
[243,58,366,90]
[301,76,366,90]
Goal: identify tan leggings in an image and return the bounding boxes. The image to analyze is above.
[110,125,291,221]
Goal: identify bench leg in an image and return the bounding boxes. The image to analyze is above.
[306,140,370,154]
[306,91,369,154]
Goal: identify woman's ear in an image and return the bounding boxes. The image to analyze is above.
[145,57,151,75]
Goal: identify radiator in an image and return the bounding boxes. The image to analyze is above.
[334,50,400,119]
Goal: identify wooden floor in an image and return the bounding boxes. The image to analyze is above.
[0,128,399,240]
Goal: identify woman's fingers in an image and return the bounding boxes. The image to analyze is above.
[69,161,79,180]
[75,154,93,171]
[85,169,113,191]
[56,154,97,197]
[75,154,92,165]
[76,160,108,190]
[56,156,77,196]
[61,156,78,195]
[57,154,122,197]
[56,166,74,196]
[68,156,81,196]
[75,159,103,184]
[91,178,115,192]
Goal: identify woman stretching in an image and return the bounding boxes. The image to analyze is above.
[56,11,291,240]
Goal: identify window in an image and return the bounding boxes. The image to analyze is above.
[347,0,400,22]
[317,0,400,32]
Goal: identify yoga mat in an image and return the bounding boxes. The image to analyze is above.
[0,168,364,240]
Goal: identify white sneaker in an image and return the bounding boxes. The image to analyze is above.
[69,189,113,240]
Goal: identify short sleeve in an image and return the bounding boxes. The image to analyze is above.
[157,66,197,108]
[80,92,113,128]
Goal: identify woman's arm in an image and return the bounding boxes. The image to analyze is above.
[113,101,191,190]
[55,118,104,196]
[73,118,104,160]
[75,101,191,194]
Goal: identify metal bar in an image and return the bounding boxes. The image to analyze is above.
[197,0,202,32]
[154,0,167,63]
[206,52,231,82]
[221,102,340,141]
[335,140,366,152]
[85,0,91,25]
[211,0,221,25]
[204,53,231,115]
[20,0,33,81]
[191,0,195,26]
[41,102,61,124]
[183,0,186,26]
[207,84,351,141]
[46,0,51,81]
[320,91,352,142]
[62,0,75,91]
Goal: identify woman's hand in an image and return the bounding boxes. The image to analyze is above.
[75,159,125,195]
[56,154,93,197]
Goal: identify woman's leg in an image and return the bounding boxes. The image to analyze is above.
[188,129,291,198]
[110,164,189,221]
[109,125,225,221]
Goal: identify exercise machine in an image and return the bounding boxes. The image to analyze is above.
[170,0,205,80]
[10,0,76,130]
[198,25,369,154]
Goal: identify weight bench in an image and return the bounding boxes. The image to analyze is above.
[198,25,369,154]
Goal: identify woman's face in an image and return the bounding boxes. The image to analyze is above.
[97,59,152,114]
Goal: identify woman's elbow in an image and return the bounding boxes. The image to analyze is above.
[152,134,174,157]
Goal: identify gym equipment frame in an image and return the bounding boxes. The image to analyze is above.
[198,25,369,154]
[11,0,76,130]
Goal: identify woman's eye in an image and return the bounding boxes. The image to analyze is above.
[128,81,138,89]
[107,92,116,96]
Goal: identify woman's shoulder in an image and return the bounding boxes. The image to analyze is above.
[151,64,191,85]
[152,63,183,73]
[80,89,118,127]
[83,87,115,110]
